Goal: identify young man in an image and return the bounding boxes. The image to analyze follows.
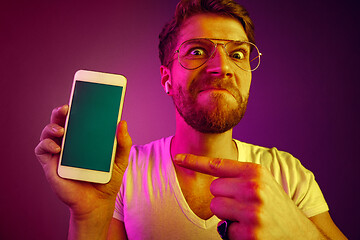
[35,0,347,239]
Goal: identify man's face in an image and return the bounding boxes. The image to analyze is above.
[169,13,252,133]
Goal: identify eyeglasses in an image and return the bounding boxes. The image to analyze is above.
[168,38,262,71]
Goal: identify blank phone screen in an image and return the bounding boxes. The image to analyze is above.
[61,81,123,172]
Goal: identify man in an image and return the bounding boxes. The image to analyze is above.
[35,0,347,239]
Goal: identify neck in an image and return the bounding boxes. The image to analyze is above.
[171,112,238,161]
[171,112,238,221]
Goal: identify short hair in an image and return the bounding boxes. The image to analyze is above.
[158,0,255,66]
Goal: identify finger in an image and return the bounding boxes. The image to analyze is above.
[226,221,255,240]
[210,178,261,203]
[40,123,65,141]
[50,105,69,126]
[211,197,259,225]
[173,154,260,178]
[35,138,61,165]
[35,139,65,190]
[114,121,132,173]
[98,121,132,195]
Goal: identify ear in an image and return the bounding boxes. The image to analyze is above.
[160,65,172,95]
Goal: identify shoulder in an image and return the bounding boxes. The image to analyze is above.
[234,140,325,207]
[128,136,173,167]
[234,139,299,167]
[234,139,315,189]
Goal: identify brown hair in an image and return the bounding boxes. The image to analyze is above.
[158,0,255,66]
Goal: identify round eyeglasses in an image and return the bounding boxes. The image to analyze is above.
[168,38,262,71]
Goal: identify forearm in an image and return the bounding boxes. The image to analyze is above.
[68,203,115,240]
[309,212,348,240]
[291,210,346,240]
[286,207,328,240]
[301,217,328,240]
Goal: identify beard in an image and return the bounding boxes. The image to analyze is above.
[172,79,249,134]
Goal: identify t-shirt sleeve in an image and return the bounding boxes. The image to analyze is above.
[290,161,329,217]
[113,183,125,221]
[298,171,329,217]
[113,146,135,221]
[268,148,329,218]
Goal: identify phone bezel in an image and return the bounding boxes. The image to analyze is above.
[57,70,127,184]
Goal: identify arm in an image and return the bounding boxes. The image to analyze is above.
[107,218,128,240]
[310,212,348,240]
[173,154,347,240]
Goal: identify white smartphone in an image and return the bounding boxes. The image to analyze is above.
[58,70,127,184]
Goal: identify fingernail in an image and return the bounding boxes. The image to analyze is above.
[174,154,186,163]
[52,126,62,133]
[58,105,68,113]
[123,121,128,132]
[50,142,60,152]
[121,121,129,137]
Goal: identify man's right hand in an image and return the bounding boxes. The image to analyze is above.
[34,105,132,239]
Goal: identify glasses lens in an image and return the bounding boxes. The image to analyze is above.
[225,41,261,71]
[178,39,215,70]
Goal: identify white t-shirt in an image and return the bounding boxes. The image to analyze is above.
[114,136,328,240]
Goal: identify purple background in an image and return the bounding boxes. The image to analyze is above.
[1,0,359,239]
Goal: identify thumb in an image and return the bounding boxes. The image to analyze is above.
[114,120,132,174]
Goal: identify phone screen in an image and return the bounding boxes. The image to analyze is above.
[61,81,123,172]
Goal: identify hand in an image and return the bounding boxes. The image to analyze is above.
[173,154,322,240]
[35,105,132,219]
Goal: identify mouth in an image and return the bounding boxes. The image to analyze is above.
[191,78,239,100]
[198,87,234,96]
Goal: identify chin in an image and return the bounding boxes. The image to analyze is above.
[173,85,249,133]
[183,103,246,134]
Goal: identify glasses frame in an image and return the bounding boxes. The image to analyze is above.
[167,38,262,72]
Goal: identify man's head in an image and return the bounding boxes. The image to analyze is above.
[159,0,258,134]
[159,0,255,67]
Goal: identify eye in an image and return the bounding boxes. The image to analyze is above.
[189,48,206,56]
[231,51,245,60]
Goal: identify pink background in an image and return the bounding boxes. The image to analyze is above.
[1,0,359,239]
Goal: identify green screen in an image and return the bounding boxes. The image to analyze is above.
[61,81,123,172]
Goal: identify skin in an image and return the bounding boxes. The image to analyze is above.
[160,13,253,220]
[35,13,347,240]
[173,154,347,239]
[35,105,131,240]
[168,16,251,135]
[162,14,347,240]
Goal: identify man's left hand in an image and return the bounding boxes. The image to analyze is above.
[173,154,323,240]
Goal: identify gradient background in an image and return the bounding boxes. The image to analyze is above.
[1,0,359,239]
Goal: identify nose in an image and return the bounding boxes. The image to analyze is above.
[205,44,233,77]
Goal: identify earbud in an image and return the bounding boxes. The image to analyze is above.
[165,81,171,94]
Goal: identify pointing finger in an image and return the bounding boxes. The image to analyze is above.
[173,154,260,178]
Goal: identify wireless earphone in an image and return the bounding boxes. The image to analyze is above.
[165,81,171,94]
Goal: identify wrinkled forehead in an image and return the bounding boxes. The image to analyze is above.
[176,13,248,48]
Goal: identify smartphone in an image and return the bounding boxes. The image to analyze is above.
[58,70,127,184]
